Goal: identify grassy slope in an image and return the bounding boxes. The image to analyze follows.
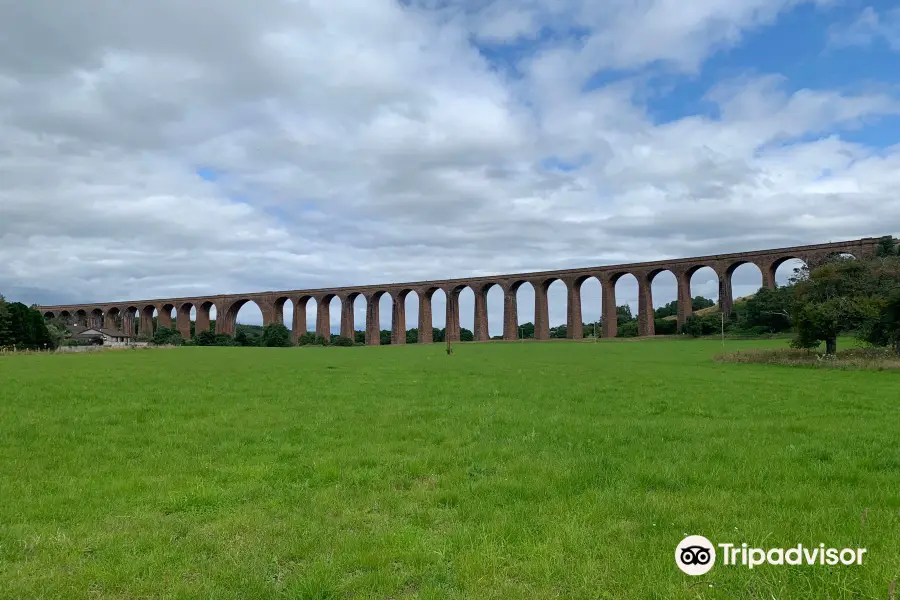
[1,340,897,599]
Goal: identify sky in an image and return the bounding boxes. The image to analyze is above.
[1,0,899,334]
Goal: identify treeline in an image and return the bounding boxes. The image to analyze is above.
[0,297,56,350]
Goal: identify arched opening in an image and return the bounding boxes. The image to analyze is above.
[455,286,474,342]
[773,258,808,287]
[228,300,263,345]
[159,304,176,331]
[612,273,638,337]
[688,266,719,308]
[512,280,534,339]
[194,301,216,337]
[104,307,122,331]
[341,293,363,343]
[74,309,88,327]
[577,276,602,339]
[274,297,294,332]
[421,287,443,344]
[648,270,677,335]
[404,289,419,344]
[123,307,139,336]
[140,305,158,339]
[543,279,567,339]
[728,262,763,307]
[43,311,55,320]
[325,295,341,341]
[305,296,318,338]
[484,283,504,339]
[59,310,71,325]
[176,303,194,338]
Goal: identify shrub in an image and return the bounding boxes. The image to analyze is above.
[332,336,354,347]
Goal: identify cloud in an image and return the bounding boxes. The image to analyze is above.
[0,0,898,333]
[829,6,900,51]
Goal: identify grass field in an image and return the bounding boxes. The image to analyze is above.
[1,339,898,599]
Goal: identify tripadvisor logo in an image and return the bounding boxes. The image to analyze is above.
[675,535,866,575]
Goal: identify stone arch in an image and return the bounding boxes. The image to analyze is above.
[288,296,313,342]
[74,309,88,327]
[480,282,504,340]
[768,256,809,288]
[418,287,443,344]
[314,294,338,340]
[221,299,263,339]
[443,283,472,342]
[176,302,194,338]
[365,290,388,345]
[389,288,416,344]
[195,301,216,336]
[159,303,176,331]
[685,264,719,317]
[89,309,103,329]
[104,307,122,331]
[644,268,678,336]
[722,260,764,315]
[43,310,56,320]
[507,279,534,340]
[273,296,293,333]
[140,305,158,338]
[59,310,72,324]
[530,277,566,340]
[338,292,363,342]
[609,272,639,337]
[573,275,602,339]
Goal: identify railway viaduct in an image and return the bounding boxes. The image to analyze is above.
[38,237,881,344]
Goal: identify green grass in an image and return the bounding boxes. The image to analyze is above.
[1,339,898,599]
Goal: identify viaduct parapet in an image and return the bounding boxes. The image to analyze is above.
[38,237,881,343]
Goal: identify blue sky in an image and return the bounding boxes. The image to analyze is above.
[1,0,898,332]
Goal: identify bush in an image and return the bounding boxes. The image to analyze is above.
[261,323,293,347]
[654,319,678,335]
[297,332,317,346]
[195,330,217,346]
[332,336,354,347]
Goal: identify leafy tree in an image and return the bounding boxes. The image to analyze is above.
[314,335,329,346]
[618,320,638,337]
[152,326,183,346]
[354,330,365,344]
[459,327,474,342]
[517,322,534,339]
[380,330,391,345]
[214,333,235,346]
[261,323,293,347]
[406,328,418,344]
[195,330,217,346]
[738,286,793,333]
[297,332,317,346]
[654,300,678,319]
[875,235,898,257]
[616,305,633,324]
[692,296,715,310]
[1,301,53,349]
[549,324,568,338]
[432,327,445,342]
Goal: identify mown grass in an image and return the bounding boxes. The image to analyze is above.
[1,339,898,599]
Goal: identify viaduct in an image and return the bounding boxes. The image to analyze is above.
[38,237,882,344]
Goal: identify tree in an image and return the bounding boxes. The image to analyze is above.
[261,323,292,347]
[616,305,633,324]
[152,326,183,346]
[432,327,444,342]
[875,235,898,257]
[459,327,474,342]
[380,330,392,345]
[692,296,715,311]
[1,302,53,349]
[196,330,217,346]
[518,322,534,339]
[214,333,235,346]
[354,330,365,344]
[739,286,793,333]
[297,332,317,346]
[789,257,893,355]
[0,296,12,347]
[406,328,418,344]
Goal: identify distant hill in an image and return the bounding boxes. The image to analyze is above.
[661,294,755,321]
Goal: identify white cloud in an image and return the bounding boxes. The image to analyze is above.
[829,6,900,51]
[0,0,898,333]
